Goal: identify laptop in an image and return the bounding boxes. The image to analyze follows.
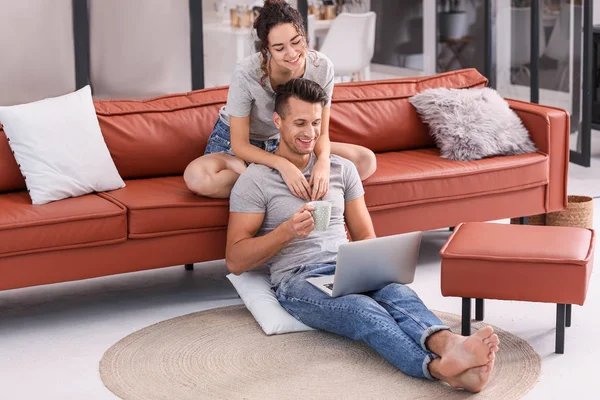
[306,231,423,297]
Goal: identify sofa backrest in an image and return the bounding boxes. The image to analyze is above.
[92,86,228,180]
[329,68,488,152]
[0,87,229,191]
[0,69,487,191]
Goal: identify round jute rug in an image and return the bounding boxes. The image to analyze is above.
[100,305,540,400]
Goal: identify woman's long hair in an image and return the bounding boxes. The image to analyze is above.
[253,0,317,86]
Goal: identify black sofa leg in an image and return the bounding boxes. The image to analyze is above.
[566,304,572,327]
[519,216,529,225]
[462,298,471,336]
[185,263,194,271]
[475,298,484,321]
[556,304,566,354]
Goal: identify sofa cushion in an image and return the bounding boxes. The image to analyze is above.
[94,87,228,180]
[0,192,127,258]
[329,68,488,153]
[363,149,549,210]
[100,176,229,239]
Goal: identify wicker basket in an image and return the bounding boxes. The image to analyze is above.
[509,214,546,226]
[546,195,594,229]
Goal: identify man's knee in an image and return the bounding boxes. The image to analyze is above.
[379,283,419,299]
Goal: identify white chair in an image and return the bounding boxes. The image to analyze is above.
[510,6,546,83]
[318,12,376,81]
[543,3,583,92]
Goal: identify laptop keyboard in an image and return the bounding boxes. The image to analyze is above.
[324,283,334,290]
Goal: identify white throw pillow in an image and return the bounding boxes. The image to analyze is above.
[0,85,125,205]
[227,271,314,335]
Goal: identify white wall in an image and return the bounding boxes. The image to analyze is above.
[203,0,297,22]
[0,0,75,106]
[594,2,600,25]
[0,0,195,104]
[0,0,357,105]
[90,0,192,99]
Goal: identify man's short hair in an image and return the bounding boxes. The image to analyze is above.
[274,78,329,118]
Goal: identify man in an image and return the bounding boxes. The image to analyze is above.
[226,78,499,393]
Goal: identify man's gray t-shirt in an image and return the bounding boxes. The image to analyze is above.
[219,51,334,141]
[230,154,365,286]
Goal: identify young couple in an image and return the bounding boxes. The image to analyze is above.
[186,1,499,393]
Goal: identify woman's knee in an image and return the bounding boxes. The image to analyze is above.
[355,147,377,180]
[183,157,227,196]
[184,161,209,194]
[332,143,377,180]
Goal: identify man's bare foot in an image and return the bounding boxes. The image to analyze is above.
[445,358,496,393]
[437,326,499,377]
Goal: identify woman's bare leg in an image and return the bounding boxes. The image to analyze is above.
[330,142,377,180]
[183,153,247,198]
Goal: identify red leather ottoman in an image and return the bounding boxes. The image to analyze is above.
[440,222,595,353]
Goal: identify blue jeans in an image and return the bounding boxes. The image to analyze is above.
[204,118,280,157]
[275,263,450,380]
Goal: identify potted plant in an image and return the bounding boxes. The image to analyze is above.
[438,0,469,40]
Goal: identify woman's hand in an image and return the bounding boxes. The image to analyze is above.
[278,159,312,200]
[309,157,330,200]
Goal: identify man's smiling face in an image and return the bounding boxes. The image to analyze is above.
[274,96,322,156]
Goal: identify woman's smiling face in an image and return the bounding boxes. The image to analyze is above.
[268,23,306,75]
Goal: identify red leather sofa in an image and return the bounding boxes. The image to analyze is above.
[0,69,569,291]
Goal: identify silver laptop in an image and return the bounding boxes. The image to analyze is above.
[306,231,423,297]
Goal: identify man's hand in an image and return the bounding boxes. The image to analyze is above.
[277,159,312,201]
[309,157,330,201]
[286,204,315,239]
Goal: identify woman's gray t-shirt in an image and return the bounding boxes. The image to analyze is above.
[219,51,334,141]
[229,154,365,286]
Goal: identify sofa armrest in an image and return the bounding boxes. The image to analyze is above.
[506,98,569,213]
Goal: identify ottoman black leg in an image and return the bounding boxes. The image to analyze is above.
[462,298,471,336]
[566,304,572,327]
[185,263,194,271]
[475,298,485,321]
[556,304,566,354]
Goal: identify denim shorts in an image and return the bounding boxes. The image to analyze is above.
[204,118,280,157]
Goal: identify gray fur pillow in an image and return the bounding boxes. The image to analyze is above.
[409,87,537,161]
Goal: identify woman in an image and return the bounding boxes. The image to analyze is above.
[184,0,376,200]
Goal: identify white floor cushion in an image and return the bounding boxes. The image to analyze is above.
[227,271,314,335]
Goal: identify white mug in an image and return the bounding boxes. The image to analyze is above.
[308,201,332,231]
